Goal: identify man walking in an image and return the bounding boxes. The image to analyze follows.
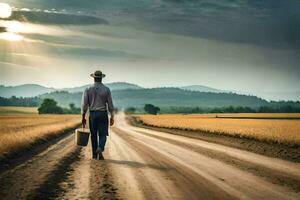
[81,70,114,160]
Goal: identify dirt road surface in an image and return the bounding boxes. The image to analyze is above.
[0,113,299,200]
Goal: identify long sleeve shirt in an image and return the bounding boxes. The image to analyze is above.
[81,82,114,116]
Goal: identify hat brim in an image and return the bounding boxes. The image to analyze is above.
[90,74,106,78]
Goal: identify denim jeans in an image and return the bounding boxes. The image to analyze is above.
[89,110,109,157]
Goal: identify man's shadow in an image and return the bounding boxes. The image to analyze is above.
[103,159,170,171]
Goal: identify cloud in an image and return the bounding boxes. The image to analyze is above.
[20,8,31,11]
[136,0,300,49]
[50,46,148,59]
[6,0,299,49]
[7,10,108,25]
[0,61,38,69]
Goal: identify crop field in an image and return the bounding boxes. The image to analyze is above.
[196,113,300,119]
[134,113,300,145]
[0,106,38,115]
[0,114,80,159]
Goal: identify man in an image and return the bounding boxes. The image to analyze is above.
[81,70,114,160]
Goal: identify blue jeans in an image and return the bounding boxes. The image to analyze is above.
[89,110,109,157]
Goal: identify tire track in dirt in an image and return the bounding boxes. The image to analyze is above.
[0,132,120,200]
[108,128,237,200]
[132,129,300,192]
[0,134,78,199]
[27,147,82,200]
[126,118,300,178]
[54,143,120,200]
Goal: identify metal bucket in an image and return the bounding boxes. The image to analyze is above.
[75,128,90,146]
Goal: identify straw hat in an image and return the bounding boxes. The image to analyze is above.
[90,70,106,78]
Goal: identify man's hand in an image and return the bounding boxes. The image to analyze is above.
[82,117,86,128]
[110,117,114,126]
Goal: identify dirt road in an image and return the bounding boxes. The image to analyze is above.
[0,113,299,200]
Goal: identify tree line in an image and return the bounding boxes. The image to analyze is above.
[126,104,300,114]
[1,95,300,114]
[0,96,41,107]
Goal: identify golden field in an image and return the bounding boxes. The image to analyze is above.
[0,114,80,159]
[0,106,38,115]
[135,114,300,144]
[191,113,300,119]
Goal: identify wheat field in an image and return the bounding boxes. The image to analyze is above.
[135,114,300,144]
[0,115,80,159]
[0,106,38,114]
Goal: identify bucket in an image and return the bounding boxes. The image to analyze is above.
[75,128,90,146]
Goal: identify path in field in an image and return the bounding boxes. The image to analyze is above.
[0,113,299,200]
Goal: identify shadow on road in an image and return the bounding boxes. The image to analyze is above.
[104,159,170,171]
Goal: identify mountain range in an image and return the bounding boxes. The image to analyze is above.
[0,83,226,98]
[0,83,299,109]
[39,88,269,109]
[0,82,142,98]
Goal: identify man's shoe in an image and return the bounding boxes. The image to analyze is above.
[98,152,104,160]
[96,147,101,154]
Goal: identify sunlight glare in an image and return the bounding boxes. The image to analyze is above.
[6,21,24,33]
[0,32,24,41]
[0,3,12,18]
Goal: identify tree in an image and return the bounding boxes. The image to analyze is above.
[38,98,63,114]
[69,103,80,114]
[69,103,75,110]
[144,104,160,115]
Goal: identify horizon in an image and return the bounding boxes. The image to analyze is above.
[0,81,233,90]
[1,81,300,102]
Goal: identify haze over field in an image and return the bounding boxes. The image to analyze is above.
[0,0,299,101]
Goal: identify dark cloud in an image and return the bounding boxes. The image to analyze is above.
[4,0,300,48]
[7,10,108,25]
[139,0,300,49]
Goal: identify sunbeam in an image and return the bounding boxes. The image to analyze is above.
[0,32,23,41]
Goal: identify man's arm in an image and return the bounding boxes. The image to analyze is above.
[81,89,89,127]
[107,89,114,126]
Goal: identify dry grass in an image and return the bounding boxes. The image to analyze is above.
[0,115,80,159]
[135,114,300,145]
[0,106,38,115]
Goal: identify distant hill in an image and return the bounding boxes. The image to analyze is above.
[40,88,269,109]
[63,82,142,93]
[1,83,298,101]
[0,84,56,98]
[0,82,143,98]
[180,85,228,93]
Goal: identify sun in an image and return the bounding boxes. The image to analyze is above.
[0,3,12,18]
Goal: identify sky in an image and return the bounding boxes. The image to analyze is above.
[0,0,299,100]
